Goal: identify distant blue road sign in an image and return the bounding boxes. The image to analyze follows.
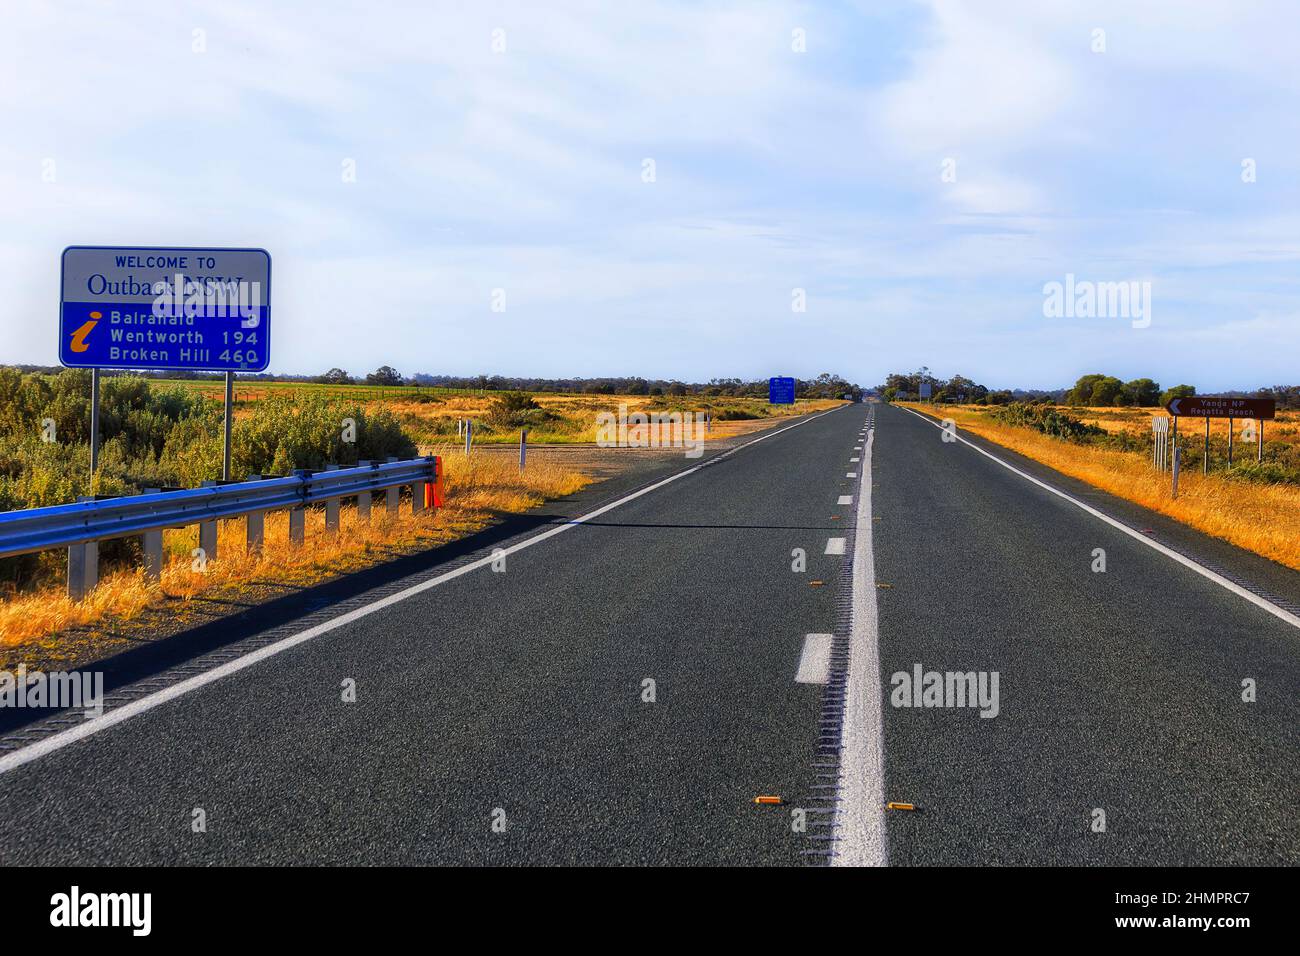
[59,246,271,372]
[769,376,796,404]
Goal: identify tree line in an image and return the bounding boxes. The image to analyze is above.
[877,367,1299,409]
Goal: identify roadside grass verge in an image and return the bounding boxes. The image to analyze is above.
[899,403,1300,572]
[0,449,588,649]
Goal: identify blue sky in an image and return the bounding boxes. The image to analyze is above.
[3,0,1299,390]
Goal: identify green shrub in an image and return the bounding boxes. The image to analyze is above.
[991,403,1106,441]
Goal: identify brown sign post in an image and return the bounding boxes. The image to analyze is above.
[1165,396,1276,470]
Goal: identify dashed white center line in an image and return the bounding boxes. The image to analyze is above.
[824,537,846,555]
[838,495,852,505]
[795,634,833,684]
[850,457,860,462]
[846,472,857,478]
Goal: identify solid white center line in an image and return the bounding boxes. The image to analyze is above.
[835,426,887,867]
[795,634,833,684]
[824,537,846,555]
[838,495,852,505]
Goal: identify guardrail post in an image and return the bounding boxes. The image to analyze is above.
[246,474,264,552]
[289,469,309,546]
[357,461,372,521]
[386,457,400,515]
[412,457,428,515]
[67,541,97,601]
[142,488,164,581]
[199,480,219,562]
[325,464,341,532]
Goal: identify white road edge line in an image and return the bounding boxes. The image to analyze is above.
[899,406,1300,631]
[0,406,846,777]
[835,425,887,867]
[824,537,846,555]
[795,633,833,684]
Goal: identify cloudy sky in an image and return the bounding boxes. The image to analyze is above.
[3,0,1298,390]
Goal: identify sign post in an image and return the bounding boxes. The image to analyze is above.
[223,371,235,480]
[89,368,101,486]
[59,246,272,486]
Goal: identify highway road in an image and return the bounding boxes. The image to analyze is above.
[0,402,1295,865]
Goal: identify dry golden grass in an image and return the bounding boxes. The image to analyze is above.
[899,403,1300,571]
[0,449,589,647]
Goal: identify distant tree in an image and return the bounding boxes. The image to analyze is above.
[1089,376,1124,406]
[318,368,352,385]
[1067,374,1106,406]
[365,366,403,387]
[1121,378,1161,407]
[1160,383,1196,406]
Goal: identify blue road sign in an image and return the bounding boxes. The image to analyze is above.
[769,376,796,404]
[59,246,271,372]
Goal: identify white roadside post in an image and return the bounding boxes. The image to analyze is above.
[1172,447,1181,499]
[520,429,527,471]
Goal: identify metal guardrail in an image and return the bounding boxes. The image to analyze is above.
[0,456,441,601]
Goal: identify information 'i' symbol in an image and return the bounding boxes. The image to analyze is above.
[70,311,101,352]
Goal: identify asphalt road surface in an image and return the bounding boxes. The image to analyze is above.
[0,402,1295,865]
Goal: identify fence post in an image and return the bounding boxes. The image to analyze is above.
[143,488,163,581]
[325,464,341,532]
[246,474,264,552]
[465,420,473,455]
[357,461,372,521]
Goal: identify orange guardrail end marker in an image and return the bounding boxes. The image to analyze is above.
[431,455,445,507]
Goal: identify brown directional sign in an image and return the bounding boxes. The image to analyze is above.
[1165,396,1275,419]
